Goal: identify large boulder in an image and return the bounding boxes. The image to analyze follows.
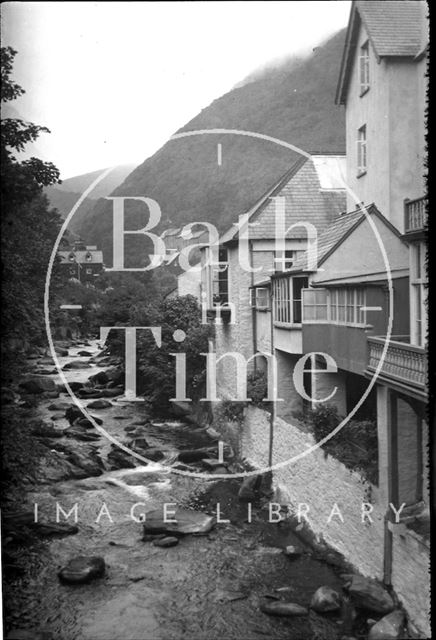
[368,610,406,640]
[143,448,164,462]
[88,370,109,386]
[86,399,112,409]
[101,387,123,398]
[66,450,103,477]
[19,377,56,394]
[76,415,103,428]
[260,601,308,616]
[65,406,83,424]
[177,447,215,464]
[77,389,105,399]
[107,447,136,470]
[32,522,79,537]
[31,421,63,439]
[129,437,149,451]
[62,360,92,370]
[238,474,263,502]
[142,507,214,536]
[49,401,72,411]
[54,347,69,357]
[310,586,341,613]
[59,381,85,393]
[63,426,101,442]
[347,575,395,614]
[58,556,105,584]
[152,536,179,548]
[105,366,124,385]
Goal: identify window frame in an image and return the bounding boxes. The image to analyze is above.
[273,275,308,326]
[359,40,370,96]
[357,125,367,177]
[250,287,271,311]
[302,287,329,323]
[210,247,230,307]
[329,287,367,327]
[410,242,427,346]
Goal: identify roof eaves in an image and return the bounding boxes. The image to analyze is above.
[335,2,359,105]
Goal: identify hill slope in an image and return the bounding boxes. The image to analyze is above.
[80,29,346,267]
[45,164,136,233]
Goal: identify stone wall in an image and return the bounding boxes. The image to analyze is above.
[237,404,430,638]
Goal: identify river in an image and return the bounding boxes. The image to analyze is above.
[3,340,360,640]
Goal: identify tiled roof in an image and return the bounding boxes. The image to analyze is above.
[284,206,367,274]
[221,156,346,244]
[336,0,427,104]
[357,1,425,58]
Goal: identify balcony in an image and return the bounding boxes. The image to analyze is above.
[404,197,427,237]
[367,336,427,399]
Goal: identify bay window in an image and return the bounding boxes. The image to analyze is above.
[273,275,308,325]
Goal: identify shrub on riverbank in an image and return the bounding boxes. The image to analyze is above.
[298,405,378,485]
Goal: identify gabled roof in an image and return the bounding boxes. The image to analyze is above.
[219,156,307,245]
[336,1,427,104]
[220,155,346,245]
[281,203,403,276]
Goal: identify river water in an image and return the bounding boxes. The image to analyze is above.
[4,341,356,640]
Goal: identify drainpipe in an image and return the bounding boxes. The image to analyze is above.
[249,240,258,356]
[268,281,276,468]
[383,388,397,586]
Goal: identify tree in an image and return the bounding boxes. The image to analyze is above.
[1,47,60,207]
[1,47,62,360]
[135,295,214,409]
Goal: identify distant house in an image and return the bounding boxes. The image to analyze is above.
[58,240,104,285]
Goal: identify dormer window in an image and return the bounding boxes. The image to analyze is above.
[359,41,370,95]
[85,251,93,262]
[68,252,75,262]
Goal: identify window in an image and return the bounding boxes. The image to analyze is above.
[411,242,427,346]
[329,287,366,326]
[86,268,93,274]
[357,125,367,175]
[359,41,370,94]
[292,276,307,323]
[250,287,270,310]
[273,276,308,325]
[302,288,328,322]
[211,247,229,305]
[274,250,305,272]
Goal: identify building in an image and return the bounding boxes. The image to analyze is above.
[58,240,104,285]
[200,154,346,407]
[190,0,428,634]
[173,1,429,633]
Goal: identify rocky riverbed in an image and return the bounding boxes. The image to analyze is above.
[1,340,409,640]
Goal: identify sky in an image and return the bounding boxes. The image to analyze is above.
[1,1,351,179]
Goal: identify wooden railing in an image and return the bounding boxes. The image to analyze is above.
[367,336,427,392]
[404,197,427,234]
